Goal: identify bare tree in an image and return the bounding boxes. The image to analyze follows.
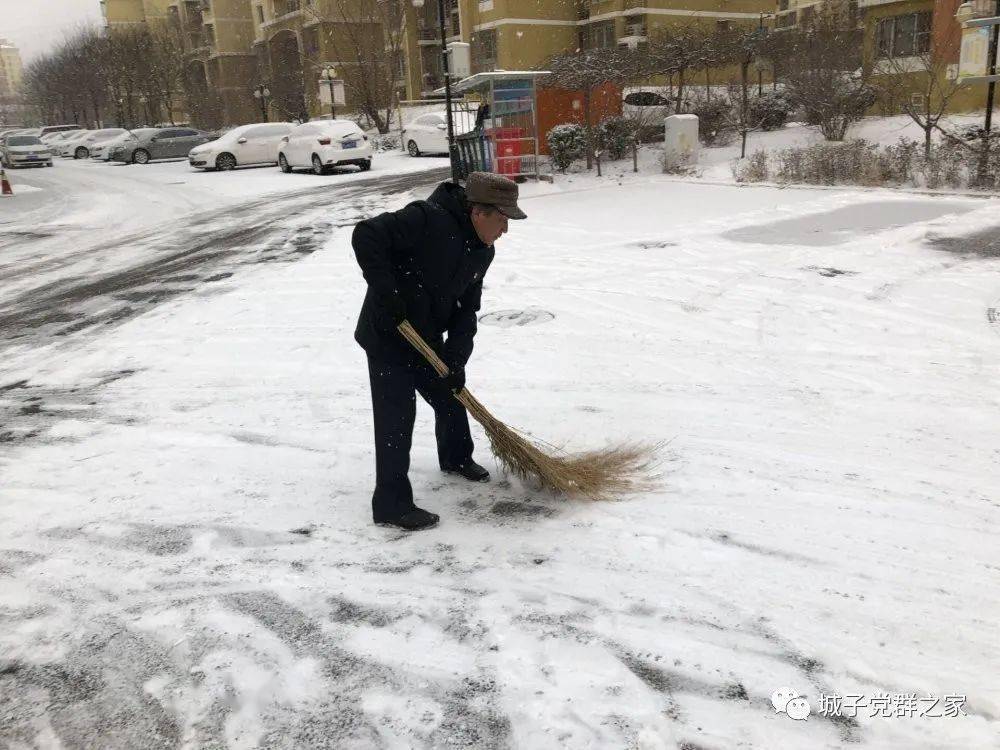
[711,25,771,157]
[304,0,406,132]
[145,21,187,125]
[873,36,967,158]
[644,25,715,113]
[783,12,875,141]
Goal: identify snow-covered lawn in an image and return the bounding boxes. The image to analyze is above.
[1,165,998,748]
[547,114,992,186]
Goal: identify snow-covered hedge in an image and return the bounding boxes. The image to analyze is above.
[734,137,1000,190]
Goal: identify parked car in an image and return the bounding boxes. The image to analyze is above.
[55,130,94,157]
[402,111,476,156]
[39,123,82,138]
[40,132,70,147]
[112,127,215,164]
[622,87,673,127]
[278,120,372,175]
[91,128,157,161]
[66,128,127,159]
[1,134,53,168]
[188,122,294,171]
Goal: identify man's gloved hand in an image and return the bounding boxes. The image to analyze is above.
[381,293,407,326]
[441,365,466,394]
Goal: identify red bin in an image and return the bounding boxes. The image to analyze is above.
[488,127,525,176]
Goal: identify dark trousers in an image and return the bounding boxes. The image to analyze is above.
[367,356,474,521]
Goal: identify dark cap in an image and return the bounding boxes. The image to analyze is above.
[465,171,527,220]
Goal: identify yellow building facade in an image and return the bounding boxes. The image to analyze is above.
[170,0,259,127]
[0,39,24,98]
[399,0,773,100]
[101,0,171,25]
[251,0,391,122]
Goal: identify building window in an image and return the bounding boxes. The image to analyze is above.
[590,20,615,49]
[776,11,797,28]
[257,4,264,23]
[875,11,932,59]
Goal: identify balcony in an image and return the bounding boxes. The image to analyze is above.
[274,0,301,14]
[624,21,646,37]
[417,25,441,44]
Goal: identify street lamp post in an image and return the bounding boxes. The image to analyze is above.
[321,66,338,120]
[253,84,271,122]
[412,0,459,180]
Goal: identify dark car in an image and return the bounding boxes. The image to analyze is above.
[112,127,215,164]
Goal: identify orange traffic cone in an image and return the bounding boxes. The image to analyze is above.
[1,167,12,196]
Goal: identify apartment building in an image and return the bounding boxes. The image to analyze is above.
[399,0,774,99]
[101,0,172,26]
[169,0,258,126]
[251,0,391,120]
[0,39,23,98]
[842,0,986,113]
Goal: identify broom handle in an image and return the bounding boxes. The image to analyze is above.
[397,320,451,377]
[397,321,483,415]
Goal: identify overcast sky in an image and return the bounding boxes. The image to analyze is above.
[3,0,102,64]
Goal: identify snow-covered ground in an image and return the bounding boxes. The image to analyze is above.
[1,154,998,749]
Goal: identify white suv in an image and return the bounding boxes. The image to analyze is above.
[278,120,372,175]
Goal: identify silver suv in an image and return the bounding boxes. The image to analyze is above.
[111,127,214,164]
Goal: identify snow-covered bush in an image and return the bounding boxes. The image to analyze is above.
[547,123,586,172]
[596,116,638,160]
[786,79,877,141]
[371,134,400,152]
[749,92,793,132]
[734,150,769,182]
[690,98,734,146]
[874,138,919,184]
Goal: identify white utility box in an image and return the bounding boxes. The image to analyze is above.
[664,114,699,171]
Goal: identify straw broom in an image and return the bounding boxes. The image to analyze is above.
[397,320,657,500]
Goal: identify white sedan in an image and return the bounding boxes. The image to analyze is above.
[402,111,477,156]
[55,130,93,157]
[65,128,128,159]
[188,122,294,171]
[91,129,158,161]
[1,134,53,168]
[278,120,372,175]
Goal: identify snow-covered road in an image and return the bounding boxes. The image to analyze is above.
[1,158,998,749]
[0,156,449,353]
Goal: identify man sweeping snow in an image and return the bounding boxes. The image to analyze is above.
[352,172,527,531]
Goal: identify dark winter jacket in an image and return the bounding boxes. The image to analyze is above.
[352,181,495,368]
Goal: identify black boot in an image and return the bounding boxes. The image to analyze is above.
[376,506,440,531]
[442,460,490,483]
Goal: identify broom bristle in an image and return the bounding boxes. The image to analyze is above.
[397,321,657,500]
